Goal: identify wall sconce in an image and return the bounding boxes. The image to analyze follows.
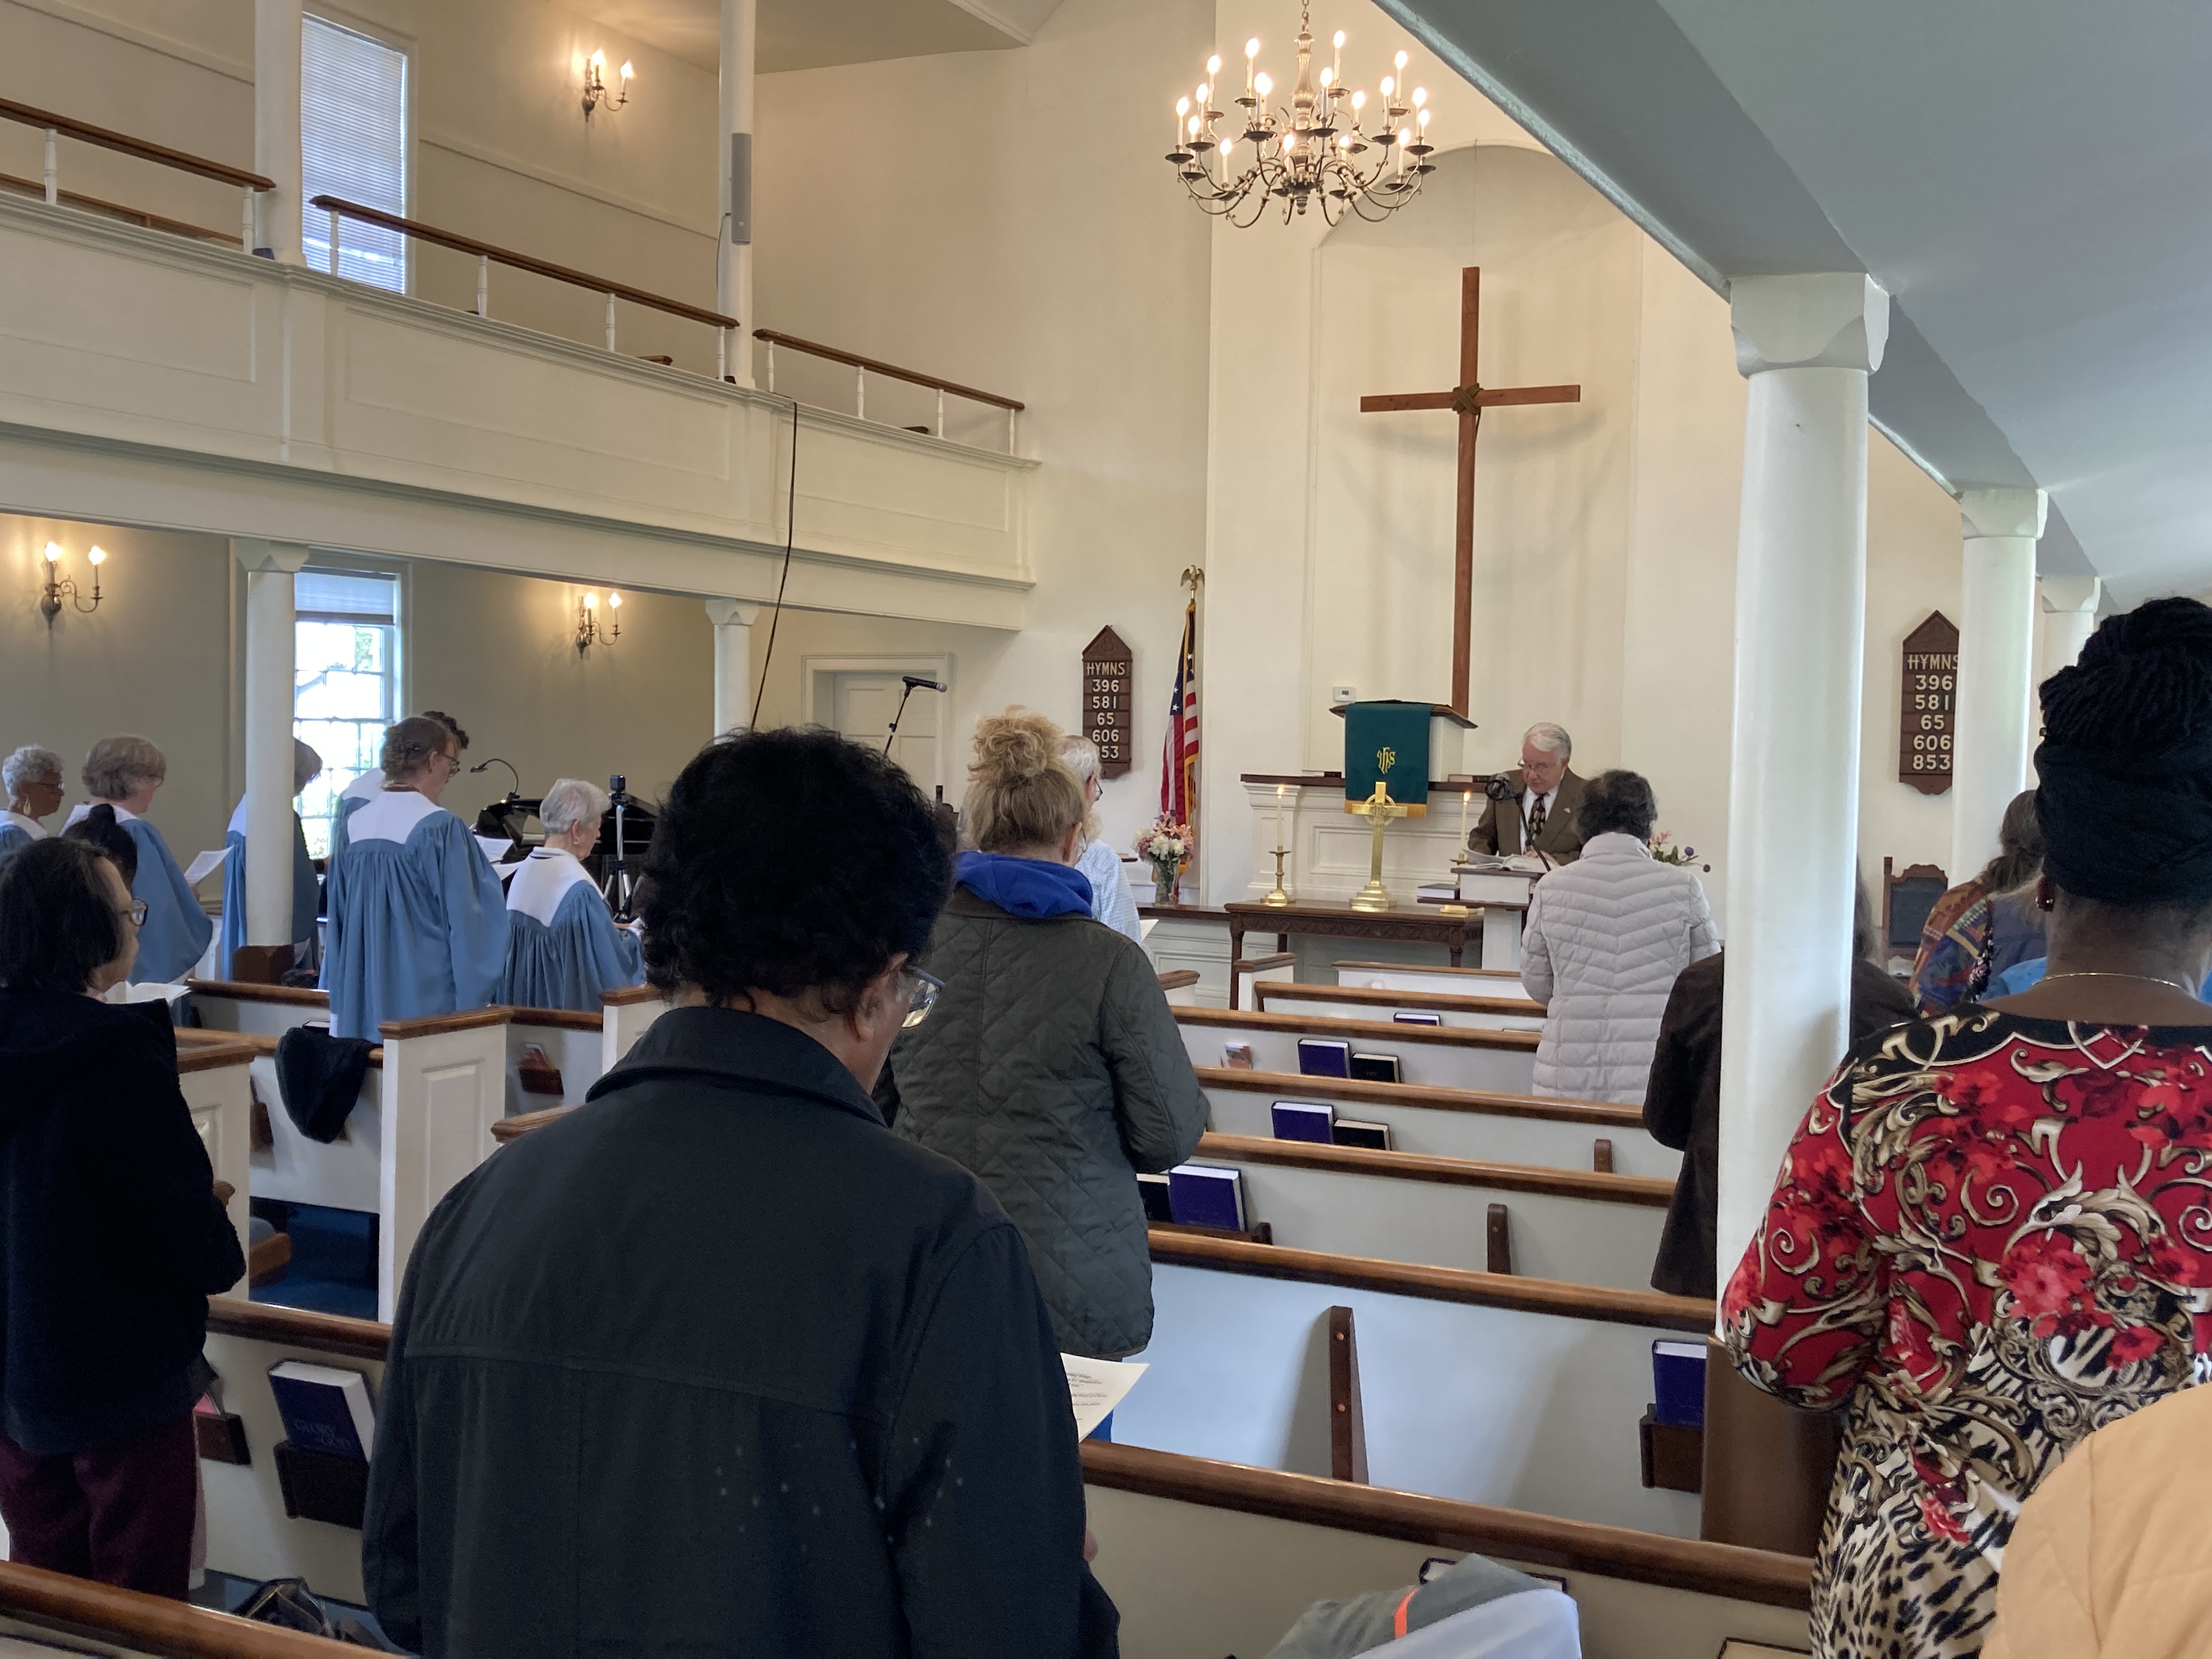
[40,540,104,627]
[576,589,620,653]
[582,50,633,122]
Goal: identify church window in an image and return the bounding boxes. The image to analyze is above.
[295,570,402,857]
[302,14,410,292]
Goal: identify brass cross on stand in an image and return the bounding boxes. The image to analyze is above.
[1348,781,1410,913]
[1360,267,1581,718]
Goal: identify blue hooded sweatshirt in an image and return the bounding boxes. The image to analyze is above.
[955,851,1093,919]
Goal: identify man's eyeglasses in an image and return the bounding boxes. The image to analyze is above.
[901,967,945,1029]
[118,900,149,927]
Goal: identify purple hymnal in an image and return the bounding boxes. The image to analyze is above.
[1652,1341,1707,1428]
[1167,1164,1248,1231]
[1393,1011,1443,1026]
[1271,1101,1335,1143]
[1297,1037,1351,1078]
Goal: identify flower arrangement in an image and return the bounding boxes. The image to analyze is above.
[1650,830,1711,873]
[1138,816,1192,903]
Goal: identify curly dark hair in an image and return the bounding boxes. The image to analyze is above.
[639,726,951,1013]
[1578,769,1658,842]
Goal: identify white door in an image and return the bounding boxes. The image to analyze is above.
[833,673,941,794]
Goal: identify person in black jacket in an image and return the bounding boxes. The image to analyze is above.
[1641,874,1915,1298]
[364,726,1115,1659]
[0,837,245,1598]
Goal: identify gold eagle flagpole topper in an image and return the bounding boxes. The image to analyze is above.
[1348,748,1410,912]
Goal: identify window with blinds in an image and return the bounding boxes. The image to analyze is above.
[302,14,408,292]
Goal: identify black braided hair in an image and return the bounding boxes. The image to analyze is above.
[2041,596,2212,752]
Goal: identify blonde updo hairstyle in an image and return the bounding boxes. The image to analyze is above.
[967,708,1087,856]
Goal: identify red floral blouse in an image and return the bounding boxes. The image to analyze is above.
[1723,1009,2212,1659]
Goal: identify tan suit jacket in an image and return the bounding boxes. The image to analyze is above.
[1467,768,1587,865]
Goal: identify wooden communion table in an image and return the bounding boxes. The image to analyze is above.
[1221,899,1481,1009]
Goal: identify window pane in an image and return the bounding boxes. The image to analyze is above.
[295,609,398,859]
[302,16,408,291]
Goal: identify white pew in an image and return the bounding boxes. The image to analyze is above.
[1119,1235,1708,1537]
[506,1008,605,1112]
[1256,978,1547,1031]
[1203,1068,1680,1180]
[174,1034,255,1262]
[1337,960,1530,1001]
[1084,1444,1812,1659]
[600,984,669,1071]
[376,1009,509,1323]
[1188,1132,1671,1292]
[1178,1006,1541,1096]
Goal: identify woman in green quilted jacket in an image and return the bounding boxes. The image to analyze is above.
[877,708,1208,1358]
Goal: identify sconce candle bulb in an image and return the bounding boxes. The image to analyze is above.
[38,539,104,626]
[582,48,633,122]
[575,587,619,653]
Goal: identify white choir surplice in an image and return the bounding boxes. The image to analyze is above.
[496,848,644,1012]
[218,794,321,979]
[1075,835,1143,943]
[321,788,507,1041]
[0,810,47,868]
[60,803,212,983]
[328,769,385,862]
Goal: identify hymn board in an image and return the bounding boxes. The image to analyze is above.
[1899,611,1958,795]
[1082,626,1133,777]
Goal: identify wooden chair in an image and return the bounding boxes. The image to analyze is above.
[1881,857,1948,972]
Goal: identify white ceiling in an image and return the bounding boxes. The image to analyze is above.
[572,0,1065,74]
[1383,0,2212,601]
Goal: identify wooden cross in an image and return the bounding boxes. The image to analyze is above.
[1359,267,1581,718]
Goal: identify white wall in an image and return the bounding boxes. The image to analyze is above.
[748,0,1214,859]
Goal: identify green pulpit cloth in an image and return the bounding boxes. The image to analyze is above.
[1342,701,1431,816]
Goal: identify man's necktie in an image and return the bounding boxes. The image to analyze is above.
[1526,795,1548,849]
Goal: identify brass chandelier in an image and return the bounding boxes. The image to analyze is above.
[1164,2,1436,228]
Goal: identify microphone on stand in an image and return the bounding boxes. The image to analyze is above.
[885,676,948,755]
[900,674,949,693]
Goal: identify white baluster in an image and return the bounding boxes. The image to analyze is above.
[716,326,727,381]
[241,187,256,250]
[765,339,776,392]
[855,365,866,420]
[605,292,617,352]
[476,254,489,317]
[42,129,57,205]
[328,207,341,275]
[1007,406,1019,453]
[935,386,946,439]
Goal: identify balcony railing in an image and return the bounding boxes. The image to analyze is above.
[0,95,270,246]
[755,328,1025,453]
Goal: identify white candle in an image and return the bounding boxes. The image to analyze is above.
[1459,788,1471,849]
[1276,783,1287,848]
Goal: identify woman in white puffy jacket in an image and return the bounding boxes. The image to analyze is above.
[1520,769,1719,1103]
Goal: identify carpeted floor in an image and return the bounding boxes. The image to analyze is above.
[248,1201,378,1322]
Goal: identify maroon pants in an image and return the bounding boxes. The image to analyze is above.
[0,1413,198,1599]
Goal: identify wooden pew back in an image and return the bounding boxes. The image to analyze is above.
[1177,1005,1541,1095]
[1336,961,1529,1000]
[1256,978,1547,1031]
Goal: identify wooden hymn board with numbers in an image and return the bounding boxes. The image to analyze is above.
[1900,610,1958,795]
[1082,626,1133,778]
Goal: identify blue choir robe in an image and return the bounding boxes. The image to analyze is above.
[0,811,46,869]
[218,795,321,979]
[321,789,507,1042]
[496,848,645,1012]
[328,769,385,864]
[64,803,213,984]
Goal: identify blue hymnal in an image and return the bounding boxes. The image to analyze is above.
[1651,1341,1707,1429]
[1167,1164,1248,1231]
[1296,1037,1351,1078]
[267,1360,377,1463]
[1272,1101,1335,1142]
[1393,1011,1443,1026]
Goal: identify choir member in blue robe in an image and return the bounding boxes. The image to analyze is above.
[64,735,212,984]
[496,778,644,1011]
[0,745,65,868]
[218,740,324,980]
[322,716,507,1042]
[329,710,470,864]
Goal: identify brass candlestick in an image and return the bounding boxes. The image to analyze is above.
[1262,845,1293,907]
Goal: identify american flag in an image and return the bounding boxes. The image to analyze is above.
[1161,596,1199,842]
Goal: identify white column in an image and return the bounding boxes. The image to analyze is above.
[2037,573,2102,689]
[1715,274,1888,1289]
[235,538,309,949]
[253,0,304,263]
[707,600,762,737]
[718,0,757,385]
[1949,487,2046,880]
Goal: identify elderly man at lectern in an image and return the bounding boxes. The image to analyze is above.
[1466,723,1588,865]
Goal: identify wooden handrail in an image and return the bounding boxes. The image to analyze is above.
[1079,1443,1812,1610]
[1334,960,1525,980]
[206,1295,391,1360]
[1233,952,1299,976]
[309,195,736,330]
[1156,969,1202,992]
[1178,1005,1542,1054]
[602,985,668,1008]
[0,170,240,244]
[0,97,273,190]
[0,1560,360,1657]
[1255,981,1545,1019]
[1149,1228,1713,1331]
[510,1007,604,1032]
[176,1028,383,1068]
[378,1007,512,1040]
[189,979,331,1007]
[752,328,1024,410]
[491,1103,575,1142]
[1199,1066,1645,1129]
[173,1039,262,1074]
[1195,1132,1674,1207]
